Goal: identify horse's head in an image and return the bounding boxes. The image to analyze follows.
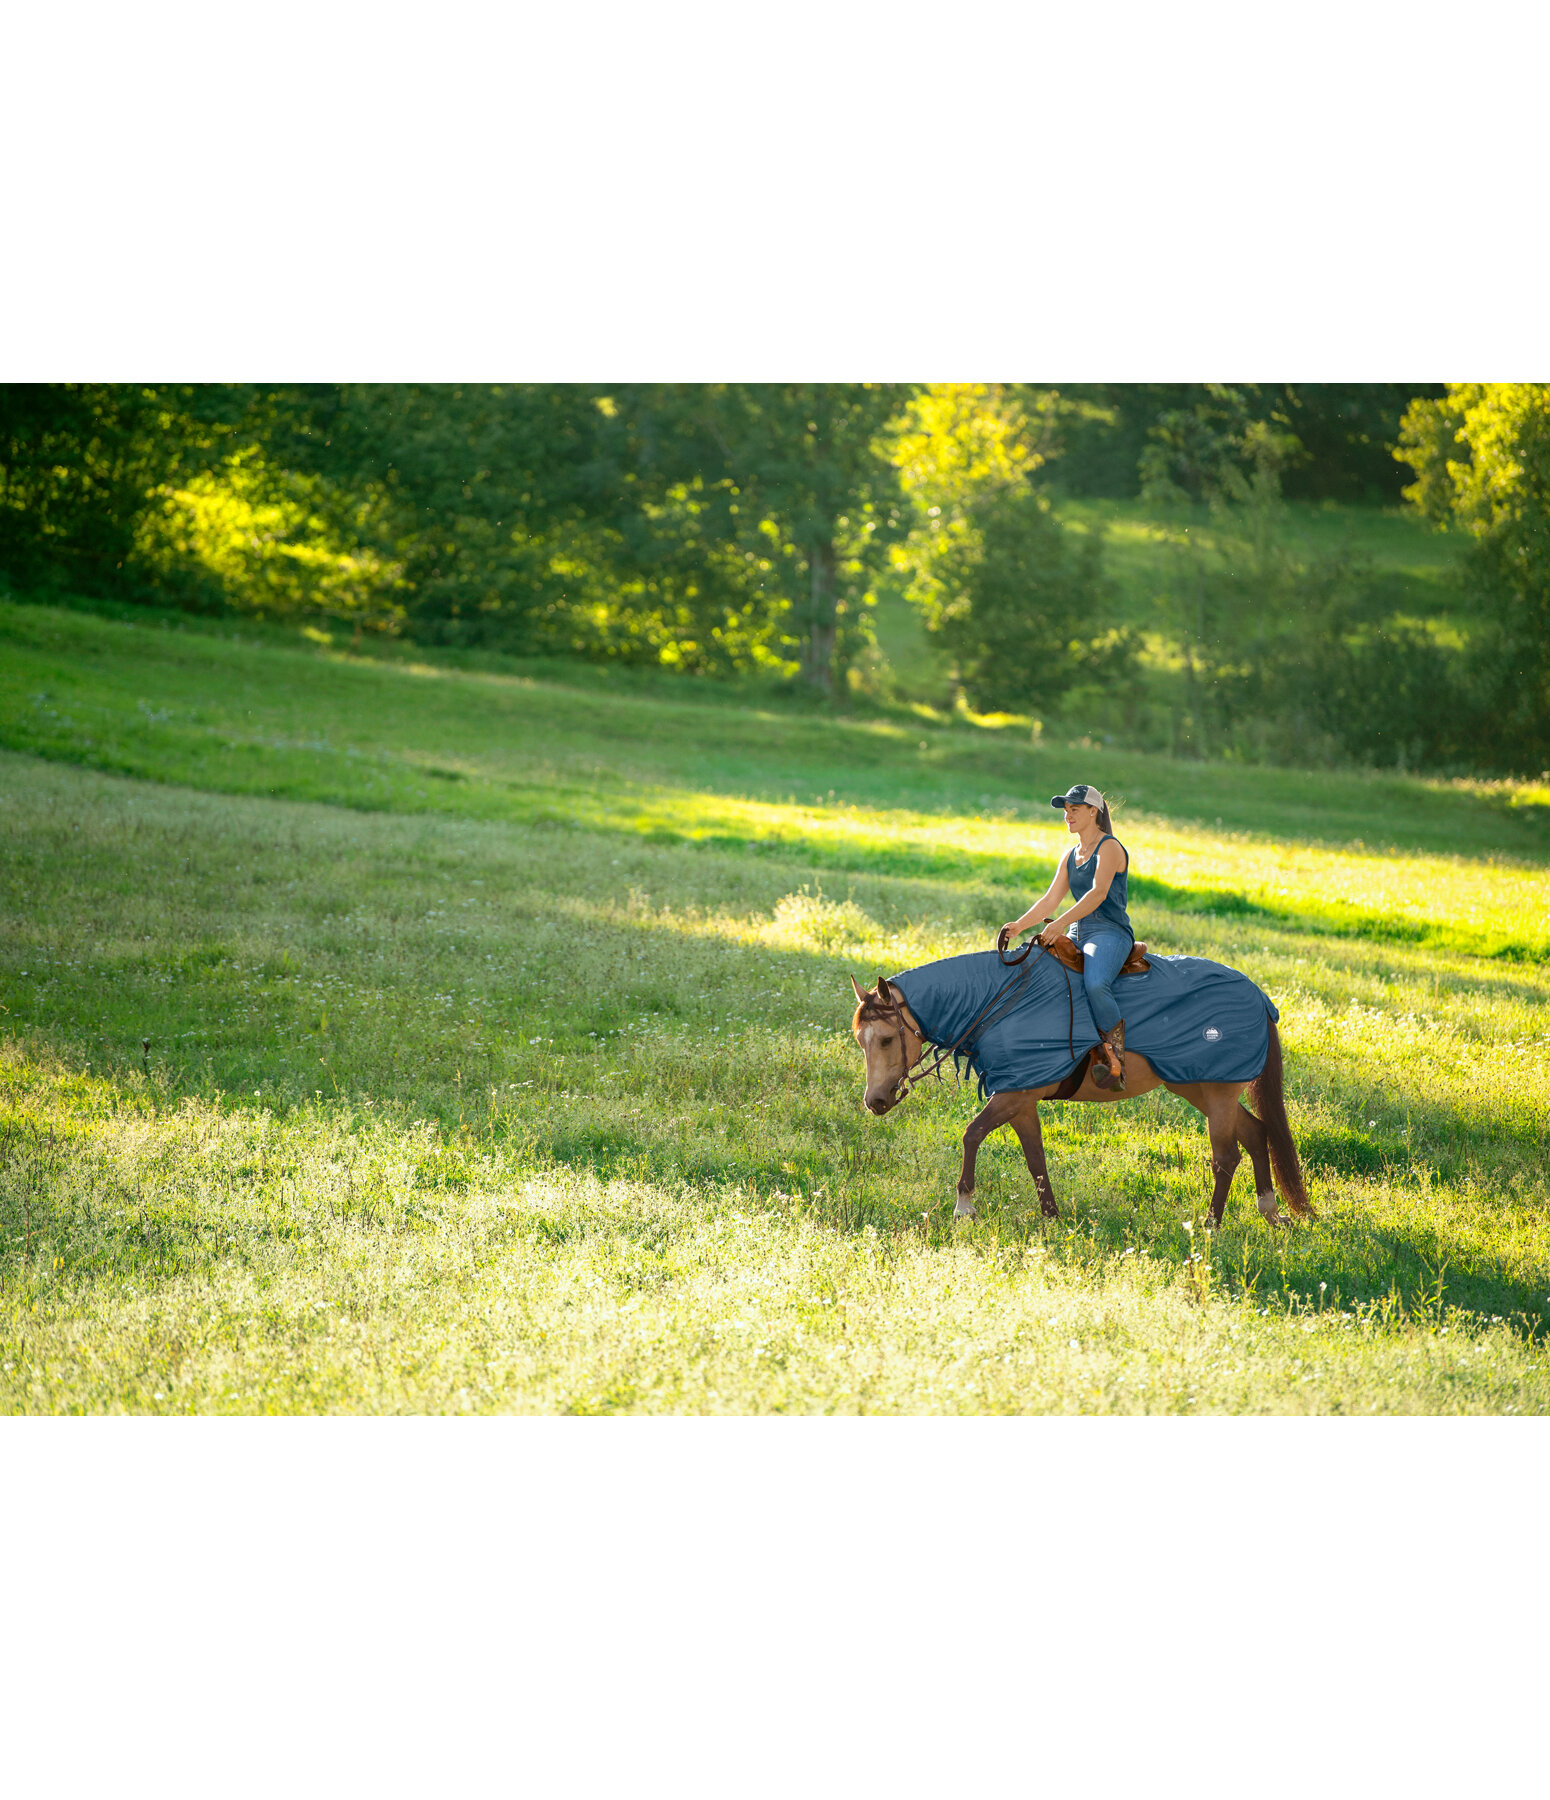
[849,974,918,1116]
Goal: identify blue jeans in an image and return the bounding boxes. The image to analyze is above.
[1077,926,1130,1034]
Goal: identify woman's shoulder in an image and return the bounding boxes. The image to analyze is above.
[1101,834,1129,865]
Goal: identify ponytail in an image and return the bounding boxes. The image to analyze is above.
[1096,801,1113,835]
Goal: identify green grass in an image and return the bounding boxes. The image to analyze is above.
[3,600,1548,1412]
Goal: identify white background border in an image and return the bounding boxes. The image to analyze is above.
[6,1,1548,376]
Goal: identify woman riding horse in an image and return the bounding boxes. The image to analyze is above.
[853,789,1311,1225]
[1001,784,1131,1090]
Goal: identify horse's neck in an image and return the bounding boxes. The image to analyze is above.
[899,1000,926,1061]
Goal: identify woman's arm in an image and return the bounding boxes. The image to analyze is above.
[1001,860,1071,942]
[1036,840,1127,943]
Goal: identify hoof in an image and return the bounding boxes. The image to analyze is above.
[954,1197,977,1221]
[1257,1190,1288,1227]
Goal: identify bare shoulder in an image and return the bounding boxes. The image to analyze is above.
[1098,836,1129,872]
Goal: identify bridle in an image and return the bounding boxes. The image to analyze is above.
[866,927,1077,1108]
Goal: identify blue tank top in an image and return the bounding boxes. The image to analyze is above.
[1066,835,1133,942]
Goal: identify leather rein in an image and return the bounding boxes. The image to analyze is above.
[874,926,1076,1107]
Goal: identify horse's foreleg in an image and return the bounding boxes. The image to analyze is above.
[1010,1099,1058,1219]
[955,1092,1023,1220]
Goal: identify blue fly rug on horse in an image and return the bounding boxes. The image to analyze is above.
[891,949,1280,1097]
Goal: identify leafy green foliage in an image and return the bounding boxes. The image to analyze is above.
[1137,387,1298,508]
[934,488,1130,715]
[1398,384,1550,774]
[1053,383,1445,504]
[1,383,920,687]
[0,384,249,599]
[886,385,1133,713]
[667,383,913,688]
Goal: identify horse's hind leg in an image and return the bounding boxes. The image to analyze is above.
[1236,1101,1287,1225]
[1203,1088,1245,1227]
[1171,1083,1244,1228]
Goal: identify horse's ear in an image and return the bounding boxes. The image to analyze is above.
[875,976,893,1002]
[849,973,867,1004]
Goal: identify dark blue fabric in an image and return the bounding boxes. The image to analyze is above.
[891,949,1279,1096]
[1066,835,1133,939]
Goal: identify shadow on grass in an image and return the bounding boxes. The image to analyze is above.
[1302,1051,1546,1175]
[956,1163,1550,1339]
[1304,1214,1549,1335]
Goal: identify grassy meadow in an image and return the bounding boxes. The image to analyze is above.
[2,598,1549,1413]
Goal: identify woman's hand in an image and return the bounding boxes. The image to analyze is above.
[998,922,1026,950]
[1036,919,1065,948]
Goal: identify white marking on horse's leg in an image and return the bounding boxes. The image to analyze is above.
[954,1197,977,1221]
[1258,1189,1287,1226]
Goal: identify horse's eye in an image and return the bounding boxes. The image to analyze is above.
[879,1035,893,1046]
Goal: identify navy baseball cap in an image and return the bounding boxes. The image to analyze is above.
[1050,784,1105,810]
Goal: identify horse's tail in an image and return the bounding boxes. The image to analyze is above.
[1249,1016,1313,1218]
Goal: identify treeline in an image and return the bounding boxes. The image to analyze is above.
[2,382,1546,774]
[0,384,909,686]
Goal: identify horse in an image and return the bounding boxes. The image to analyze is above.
[848,951,1312,1230]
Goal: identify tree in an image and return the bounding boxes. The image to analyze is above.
[257,383,620,645]
[272,383,841,673]
[1139,409,1362,761]
[0,384,247,598]
[887,383,1130,717]
[1127,393,1487,769]
[936,486,1123,716]
[682,384,913,691]
[1397,384,1550,773]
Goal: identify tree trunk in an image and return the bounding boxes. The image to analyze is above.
[803,537,837,691]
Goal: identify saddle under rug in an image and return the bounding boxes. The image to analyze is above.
[891,949,1280,1096]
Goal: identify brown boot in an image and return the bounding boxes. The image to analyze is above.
[1090,1020,1126,1090]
